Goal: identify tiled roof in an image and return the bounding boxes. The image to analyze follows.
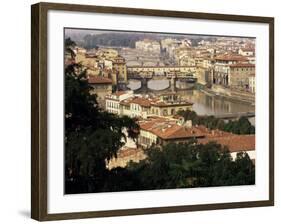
[120,97,151,107]
[198,135,255,152]
[120,96,193,108]
[139,118,206,140]
[113,91,127,96]
[88,76,112,84]
[131,97,151,107]
[139,117,255,152]
[127,65,196,68]
[215,55,248,61]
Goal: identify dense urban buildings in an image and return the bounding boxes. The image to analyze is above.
[64,29,256,192]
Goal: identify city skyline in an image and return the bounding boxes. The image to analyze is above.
[64,27,256,194]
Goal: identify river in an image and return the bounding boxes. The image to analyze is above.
[127,79,255,125]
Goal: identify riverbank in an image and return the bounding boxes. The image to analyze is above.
[202,85,255,105]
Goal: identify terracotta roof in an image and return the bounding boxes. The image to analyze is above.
[198,135,255,152]
[229,63,255,68]
[139,116,255,152]
[120,100,131,106]
[120,97,151,107]
[88,76,112,84]
[130,97,151,107]
[113,91,127,97]
[215,55,248,62]
[127,65,196,68]
[139,118,206,140]
[120,96,193,108]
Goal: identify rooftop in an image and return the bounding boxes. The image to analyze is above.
[119,95,193,108]
[215,54,248,62]
[88,76,112,84]
[198,135,255,152]
[139,116,255,152]
[139,117,206,140]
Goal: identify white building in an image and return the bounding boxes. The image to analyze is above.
[135,39,161,54]
[105,91,134,114]
[248,74,255,93]
[238,48,255,57]
[119,94,193,119]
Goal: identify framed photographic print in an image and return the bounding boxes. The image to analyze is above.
[31,2,274,221]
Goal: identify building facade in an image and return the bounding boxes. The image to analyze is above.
[135,39,161,54]
[105,91,134,114]
[106,93,193,119]
[229,63,255,90]
[88,76,112,108]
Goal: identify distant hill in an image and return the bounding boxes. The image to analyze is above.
[65,28,217,49]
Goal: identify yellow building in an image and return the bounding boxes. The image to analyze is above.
[88,76,112,108]
[119,94,193,119]
[229,63,255,90]
[113,55,127,83]
[127,65,197,76]
[248,74,255,93]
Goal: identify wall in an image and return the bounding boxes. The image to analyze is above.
[0,0,280,223]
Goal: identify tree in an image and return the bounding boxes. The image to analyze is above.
[64,63,139,193]
[178,109,255,134]
[65,37,76,59]
[127,141,255,190]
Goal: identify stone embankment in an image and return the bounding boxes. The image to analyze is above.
[203,85,255,104]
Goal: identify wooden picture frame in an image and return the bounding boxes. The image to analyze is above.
[31,2,274,221]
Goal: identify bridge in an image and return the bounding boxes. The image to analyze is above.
[127,73,197,92]
[214,111,255,119]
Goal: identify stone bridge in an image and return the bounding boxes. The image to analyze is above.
[127,73,197,92]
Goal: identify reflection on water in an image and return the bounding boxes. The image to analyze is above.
[127,80,141,90]
[127,79,194,91]
[180,90,255,116]
[178,90,255,125]
[147,80,170,90]
[127,80,255,125]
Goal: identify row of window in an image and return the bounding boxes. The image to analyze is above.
[233,67,254,72]
[106,101,186,116]
[106,101,119,109]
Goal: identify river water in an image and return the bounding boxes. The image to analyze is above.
[127,79,255,125]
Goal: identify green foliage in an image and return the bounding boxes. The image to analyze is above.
[127,142,255,190]
[178,109,255,134]
[65,37,76,48]
[65,37,76,59]
[64,63,139,193]
[64,40,255,193]
[224,116,255,134]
